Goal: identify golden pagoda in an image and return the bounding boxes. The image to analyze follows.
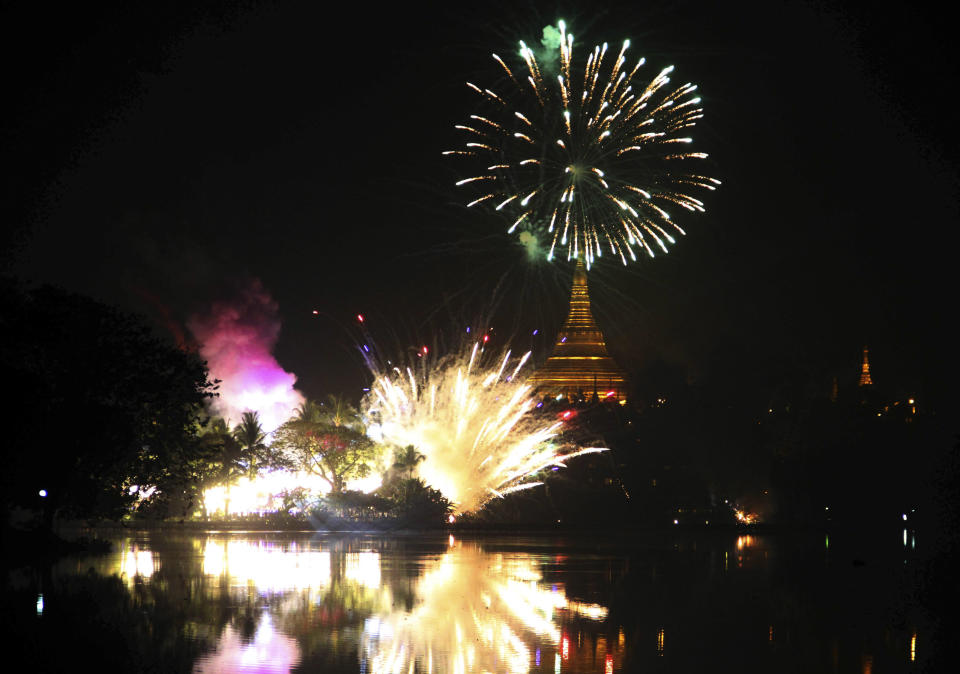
[529,258,629,400]
[858,346,874,387]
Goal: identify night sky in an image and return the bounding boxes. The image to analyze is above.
[4,1,958,415]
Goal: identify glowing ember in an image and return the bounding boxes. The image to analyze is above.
[363,341,606,513]
[734,509,758,524]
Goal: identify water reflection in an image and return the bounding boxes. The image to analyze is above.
[119,543,155,580]
[195,613,300,673]
[6,531,930,672]
[56,534,617,672]
[201,539,333,589]
[360,538,610,673]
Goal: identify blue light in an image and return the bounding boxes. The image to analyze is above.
[466,326,471,333]
[533,329,539,335]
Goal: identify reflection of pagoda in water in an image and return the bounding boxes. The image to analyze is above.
[529,258,629,400]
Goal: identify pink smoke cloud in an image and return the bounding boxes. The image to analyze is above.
[188,279,304,433]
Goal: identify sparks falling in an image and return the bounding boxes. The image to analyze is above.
[362,341,606,513]
[445,21,719,268]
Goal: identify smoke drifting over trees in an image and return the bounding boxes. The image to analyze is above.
[188,279,304,434]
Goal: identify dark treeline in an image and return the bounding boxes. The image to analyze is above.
[493,358,955,533]
[0,278,214,533]
[2,278,954,538]
[0,279,451,540]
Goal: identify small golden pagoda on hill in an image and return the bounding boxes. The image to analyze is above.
[529,258,629,400]
[858,346,874,387]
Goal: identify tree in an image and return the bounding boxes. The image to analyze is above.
[273,397,382,494]
[392,445,425,478]
[133,422,225,520]
[292,399,322,424]
[379,444,425,493]
[0,280,215,526]
[198,417,245,516]
[385,478,452,524]
[232,411,268,479]
[143,413,272,520]
[318,394,363,430]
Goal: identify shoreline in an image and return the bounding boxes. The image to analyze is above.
[45,518,868,537]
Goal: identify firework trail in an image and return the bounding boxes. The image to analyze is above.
[446,21,719,268]
[362,340,605,513]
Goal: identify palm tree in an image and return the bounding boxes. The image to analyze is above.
[198,416,243,517]
[319,394,362,429]
[292,399,322,423]
[233,411,267,479]
[392,445,425,479]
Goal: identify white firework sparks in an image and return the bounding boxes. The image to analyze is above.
[363,341,606,513]
[447,21,720,268]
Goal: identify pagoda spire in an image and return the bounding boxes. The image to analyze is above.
[529,258,628,400]
[858,346,874,387]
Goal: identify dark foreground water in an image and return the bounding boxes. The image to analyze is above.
[3,528,940,672]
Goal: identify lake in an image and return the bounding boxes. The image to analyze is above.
[4,527,933,672]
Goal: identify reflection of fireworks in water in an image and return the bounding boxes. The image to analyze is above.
[361,539,608,673]
[447,21,718,267]
[193,614,301,673]
[99,536,616,673]
[363,341,606,513]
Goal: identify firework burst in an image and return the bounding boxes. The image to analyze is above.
[362,341,605,513]
[446,21,719,268]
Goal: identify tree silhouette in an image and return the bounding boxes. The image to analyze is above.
[198,417,244,515]
[232,411,268,479]
[0,280,214,526]
[392,445,426,478]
